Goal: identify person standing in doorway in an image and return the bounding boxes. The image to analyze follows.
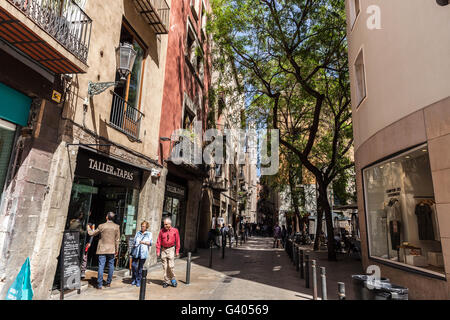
[131,221,152,287]
[81,222,95,279]
[87,212,120,289]
[156,218,180,288]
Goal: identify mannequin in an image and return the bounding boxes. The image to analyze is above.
[385,198,401,258]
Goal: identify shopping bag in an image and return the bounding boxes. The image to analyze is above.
[5,257,34,300]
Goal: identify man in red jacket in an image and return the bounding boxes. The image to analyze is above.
[156,217,181,288]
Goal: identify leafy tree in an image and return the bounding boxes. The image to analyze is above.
[209,0,353,260]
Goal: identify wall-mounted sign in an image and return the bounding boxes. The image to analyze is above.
[166,183,185,197]
[75,149,142,189]
[52,90,62,103]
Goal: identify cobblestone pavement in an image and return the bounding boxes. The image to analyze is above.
[62,236,363,300]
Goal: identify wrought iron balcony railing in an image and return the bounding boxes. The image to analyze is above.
[110,92,144,141]
[7,0,92,63]
[133,0,170,34]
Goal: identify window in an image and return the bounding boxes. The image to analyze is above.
[363,145,444,277]
[215,164,222,177]
[0,119,16,200]
[201,1,207,39]
[186,22,203,78]
[191,0,200,20]
[183,108,195,130]
[110,22,146,139]
[113,23,146,110]
[354,49,366,107]
[349,0,361,29]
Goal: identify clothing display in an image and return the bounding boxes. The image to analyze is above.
[386,198,401,221]
[363,146,445,275]
[415,203,435,240]
[385,198,402,251]
[389,221,401,250]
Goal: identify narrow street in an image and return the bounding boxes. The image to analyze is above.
[63,236,363,300]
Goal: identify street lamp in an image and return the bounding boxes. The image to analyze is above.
[87,42,137,97]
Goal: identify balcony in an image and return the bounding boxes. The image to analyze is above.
[110,91,144,141]
[0,0,91,73]
[133,0,170,34]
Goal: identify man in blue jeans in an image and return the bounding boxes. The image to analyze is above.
[87,212,120,289]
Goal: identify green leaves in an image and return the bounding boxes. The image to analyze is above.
[210,0,354,192]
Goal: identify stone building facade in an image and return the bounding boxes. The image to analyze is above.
[158,0,211,253]
[0,0,170,299]
[346,0,450,299]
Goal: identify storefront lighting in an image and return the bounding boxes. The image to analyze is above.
[87,42,137,97]
[422,149,428,152]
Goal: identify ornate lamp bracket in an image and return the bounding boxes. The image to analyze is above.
[88,81,118,97]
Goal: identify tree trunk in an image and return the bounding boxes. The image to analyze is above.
[313,203,322,251]
[318,182,337,261]
[288,169,301,233]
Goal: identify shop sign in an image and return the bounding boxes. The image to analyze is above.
[72,183,98,194]
[60,231,81,294]
[167,184,185,196]
[75,149,142,189]
[52,90,62,103]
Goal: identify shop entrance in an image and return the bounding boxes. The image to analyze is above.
[64,177,140,268]
[53,148,143,290]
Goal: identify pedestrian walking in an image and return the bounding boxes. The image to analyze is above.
[273,223,281,248]
[130,221,152,287]
[86,212,120,289]
[156,217,181,288]
[227,224,234,246]
[208,228,220,248]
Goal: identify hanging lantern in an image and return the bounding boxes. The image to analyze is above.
[115,42,137,81]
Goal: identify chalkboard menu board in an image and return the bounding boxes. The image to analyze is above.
[60,231,81,293]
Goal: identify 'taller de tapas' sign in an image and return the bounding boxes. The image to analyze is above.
[75,149,142,189]
[88,158,134,181]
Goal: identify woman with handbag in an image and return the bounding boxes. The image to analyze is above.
[131,221,152,287]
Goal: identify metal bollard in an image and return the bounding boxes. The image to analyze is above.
[186,252,192,285]
[305,254,310,289]
[338,282,346,300]
[139,269,147,300]
[312,260,318,300]
[296,247,300,272]
[320,267,327,300]
[222,239,225,259]
[292,243,296,265]
[209,242,213,268]
[300,250,304,279]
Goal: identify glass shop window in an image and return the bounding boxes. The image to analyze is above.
[363,144,444,276]
[163,196,180,230]
[0,119,17,200]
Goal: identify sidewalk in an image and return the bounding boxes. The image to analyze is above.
[61,236,363,300]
